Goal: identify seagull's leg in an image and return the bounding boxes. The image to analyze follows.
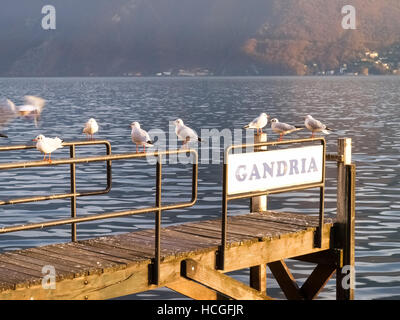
[136,145,138,154]
[48,153,52,163]
[43,154,47,161]
[311,132,315,138]
[143,145,146,153]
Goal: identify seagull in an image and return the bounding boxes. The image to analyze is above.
[271,118,303,141]
[33,134,64,163]
[243,113,269,135]
[130,122,154,153]
[14,96,46,127]
[83,118,99,140]
[0,99,16,138]
[0,96,46,136]
[173,119,201,148]
[304,115,332,138]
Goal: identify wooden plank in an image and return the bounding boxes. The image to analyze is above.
[256,211,333,226]
[56,243,128,268]
[164,228,220,247]
[169,224,222,241]
[223,223,332,272]
[300,263,336,300]
[85,239,152,261]
[182,259,273,300]
[161,230,220,253]
[2,250,84,276]
[268,260,303,300]
[166,277,223,300]
[242,214,320,229]
[0,256,49,279]
[91,235,155,259]
[292,249,342,267]
[230,216,304,234]
[32,244,123,273]
[122,232,182,256]
[249,264,267,295]
[0,265,39,289]
[74,242,143,263]
[187,220,260,241]
[170,223,252,244]
[36,246,109,271]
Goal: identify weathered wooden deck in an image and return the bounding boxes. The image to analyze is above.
[0,210,335,300]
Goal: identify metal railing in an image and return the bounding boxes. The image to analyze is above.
[0,141,198,285]
[0,140,112,241]
[219,137,326,270]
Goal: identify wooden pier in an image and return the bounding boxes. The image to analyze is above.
[0,138,355,300]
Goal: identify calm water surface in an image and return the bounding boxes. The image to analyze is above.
[0,76,399,300]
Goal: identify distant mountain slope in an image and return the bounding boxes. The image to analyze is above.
[1,0,400,76]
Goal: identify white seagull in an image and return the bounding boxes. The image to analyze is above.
[243,113,269,135]
[130,122,154,153]
[0,98,17,138]
[2,96,46,128]
[173,119,201,148]
[271,118,303,141]
[33,134,64,162]
[304,115,332,138]
[83,118,99,140]
[14,96,46,127]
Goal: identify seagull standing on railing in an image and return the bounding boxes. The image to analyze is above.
[130,122,154,153]
[173,118,201,149]
[304,115,332,138]
[271,118,303,141]
[83,118,99,140]
[243,113,269,135]
[33,134,64,163]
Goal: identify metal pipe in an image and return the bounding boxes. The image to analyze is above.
[154,155,162,285]
[70,145,77,242]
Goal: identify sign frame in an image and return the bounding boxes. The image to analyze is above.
[219,137,326,270]
[227,144,324,195]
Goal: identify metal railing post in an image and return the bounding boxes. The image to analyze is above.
[70,145,77,242]
[154,154,162,285]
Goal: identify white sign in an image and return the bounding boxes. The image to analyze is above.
[227,145,324,195]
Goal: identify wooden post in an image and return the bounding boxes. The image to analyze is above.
[335,138,355,300]
[251,133,267,212]
[249,264,267,295]
[249,133,268,294]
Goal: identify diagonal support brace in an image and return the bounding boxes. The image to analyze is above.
[181,259,273,300]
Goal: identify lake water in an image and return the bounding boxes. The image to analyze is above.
[0,76,399,300]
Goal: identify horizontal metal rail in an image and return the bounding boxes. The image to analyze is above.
[0,140,112,207]
[0,142,198,285]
